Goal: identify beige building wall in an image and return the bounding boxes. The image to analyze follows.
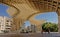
[0,16,13,33]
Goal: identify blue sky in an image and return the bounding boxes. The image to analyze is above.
[0,4,58,27]
[35,12,58,24]
[0,4,9,17]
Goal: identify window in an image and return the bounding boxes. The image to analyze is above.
[3,30,9,33]
[58,7,60,9]
[52,5,56,7]
[48,0,52,2]
[53,1,57,4]
[6,28,10,29]
[32,0,39,2]
[40,2,43,3]
[6,20,9,22]
[48,3,51,5]
[44,0,47,1]
[6,25,11,27]
[6,23,8,24]
[1,30,4,32]
[58,2,60,5]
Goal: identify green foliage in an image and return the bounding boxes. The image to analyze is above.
[42,22,58,32]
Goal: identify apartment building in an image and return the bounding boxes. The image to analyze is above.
[0,16,13,33]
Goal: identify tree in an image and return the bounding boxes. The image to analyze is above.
[42,22,58,32]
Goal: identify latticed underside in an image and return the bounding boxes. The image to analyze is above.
[0,0,60,31]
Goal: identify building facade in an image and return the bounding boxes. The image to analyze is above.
[27,24,37,33]
[30,20,46,33]
[0,16,13,33]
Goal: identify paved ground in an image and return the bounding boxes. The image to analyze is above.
[0,32,60,37]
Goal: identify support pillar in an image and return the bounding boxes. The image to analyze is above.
[11,17,25,32]
[11,18,20,31]
[58,16,60,33]
[11,18,18,31]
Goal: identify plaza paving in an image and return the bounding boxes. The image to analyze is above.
[0,32,60,37]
